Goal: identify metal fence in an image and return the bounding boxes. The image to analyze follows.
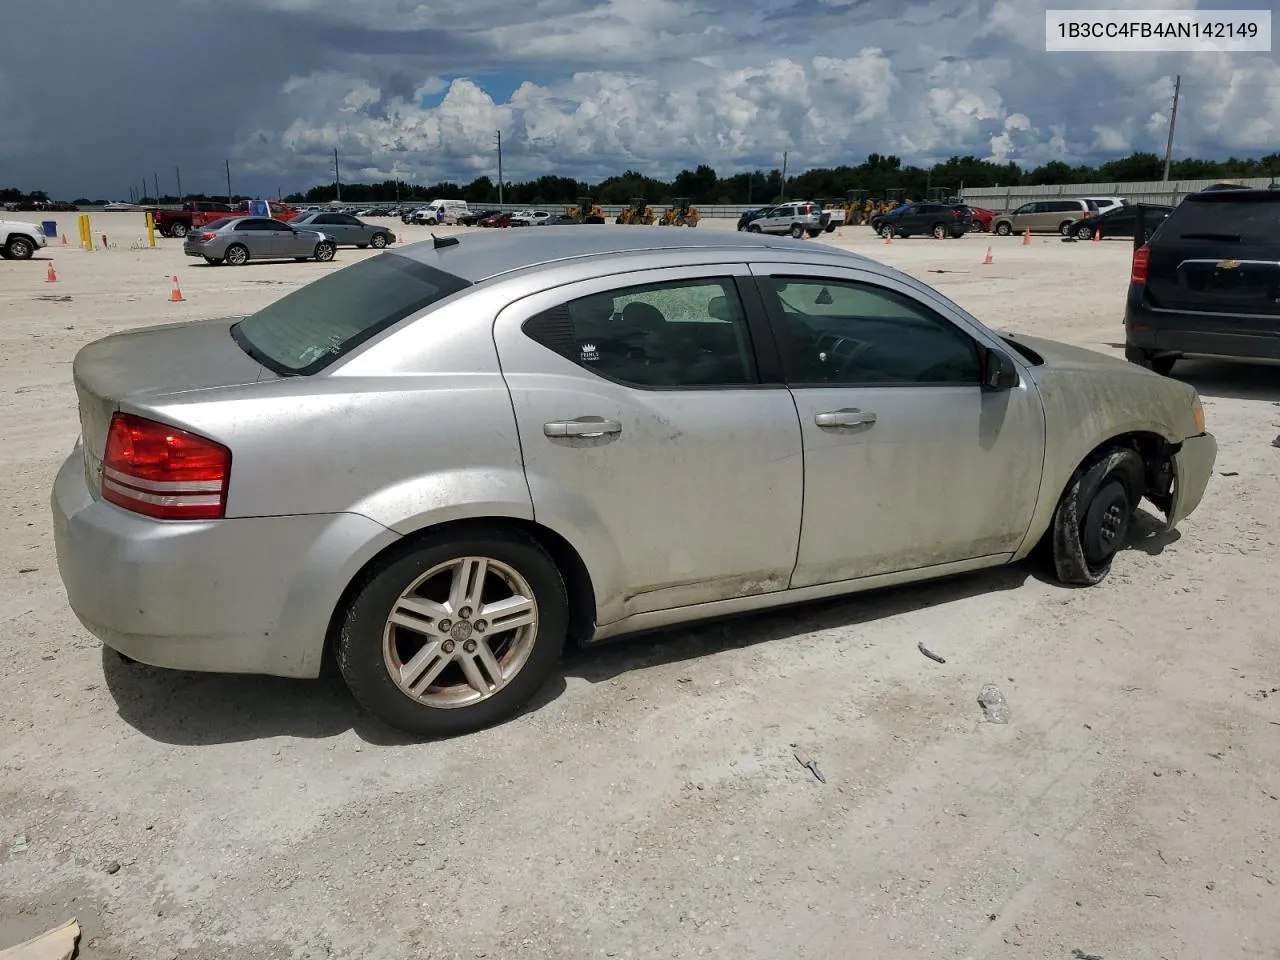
[958,177,1276,212]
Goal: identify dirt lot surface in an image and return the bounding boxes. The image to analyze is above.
[2,213,1278,960]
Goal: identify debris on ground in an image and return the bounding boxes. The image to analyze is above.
[1220,471,1239,477]
[1071,950,1104,960]
[977,684,1011,723]
[917,642,946,664]
[0,919,80,960]
[792,747,826,783]
[9,834,27,854]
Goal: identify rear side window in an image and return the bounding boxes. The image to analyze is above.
[1164,194,1280,243]
[231,254,471,375]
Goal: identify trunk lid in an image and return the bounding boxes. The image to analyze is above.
[1145,193,1280,316]
[73,317,272,498]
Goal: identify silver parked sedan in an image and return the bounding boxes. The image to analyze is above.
[290,211,396,248]
[183,216,336,265]
[52,229,1217,736]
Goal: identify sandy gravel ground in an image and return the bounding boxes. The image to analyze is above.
[1,213,1278,960]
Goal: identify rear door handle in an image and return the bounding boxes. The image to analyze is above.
[543,418,622,438]
[814,408,876,428]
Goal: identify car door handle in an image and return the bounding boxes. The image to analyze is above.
[543,418,622,438]
[814,408,877,428]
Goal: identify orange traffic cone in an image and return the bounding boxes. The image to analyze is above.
[168,275,184,302]
[983,246,994,265]
[1092,228,1101,243]
[46,263,57,283]
[883,231,892,244]
[60,233,68,245]
[1022,228,1030,245]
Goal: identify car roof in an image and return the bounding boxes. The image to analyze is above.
[393,226,874,283]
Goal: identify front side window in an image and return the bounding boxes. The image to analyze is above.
[523,278,759,388]
[768,277,982,386]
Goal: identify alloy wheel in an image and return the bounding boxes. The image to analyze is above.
[382,556,539,709]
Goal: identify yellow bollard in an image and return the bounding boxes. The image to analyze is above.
[145,211,157,248]
[79,214,94,251]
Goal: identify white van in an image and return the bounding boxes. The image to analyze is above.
[411,199,469,224]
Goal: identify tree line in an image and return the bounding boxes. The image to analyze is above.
[6,151,1277,208]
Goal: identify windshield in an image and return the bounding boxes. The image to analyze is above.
[230,253,471,375]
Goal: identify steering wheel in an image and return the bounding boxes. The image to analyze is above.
[821,336,876,379]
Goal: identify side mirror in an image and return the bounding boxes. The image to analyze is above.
[982,348,1020,391]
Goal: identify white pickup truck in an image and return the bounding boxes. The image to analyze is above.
[0,219,48,259]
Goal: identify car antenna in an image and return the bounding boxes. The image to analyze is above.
[431,234,459,249]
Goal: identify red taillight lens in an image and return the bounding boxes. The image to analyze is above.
[198,232,216,242]
[1131,244,1150,285]
[101,413,230,520]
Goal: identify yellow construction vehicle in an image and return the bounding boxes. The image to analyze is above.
[566,196,606,224]
[845,190,870,225]
[615,197,655,225]
[659,197,700,227]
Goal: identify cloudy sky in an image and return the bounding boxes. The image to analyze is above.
[2,0,1277,198]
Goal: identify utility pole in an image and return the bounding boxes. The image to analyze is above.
[175,166,183,204]
[153,172,160,204]
[334,147,341,202]
[225,159,232,204]
[495,131,504,206]
[781,151,788,200]
[141,178,147,204]
[1162,74,1181,182]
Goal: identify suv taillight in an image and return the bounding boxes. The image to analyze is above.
[101,413,230,520]
[1131,244,1150,286]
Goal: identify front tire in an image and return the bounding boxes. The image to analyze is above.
[224,243,249,266]
[370,232,388,248]
[335,527,568,737]
[790,224,804,239]
[879,223,896,239]
[1075,224,1094,241]
[5,236,35,259]
[1058,220,1074,236]
[994,222,1013,236]
[931,223,947,239]
[314,241,336,262]
[1050,448,1145,586]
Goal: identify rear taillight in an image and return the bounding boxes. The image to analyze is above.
[198,232,216,242]
[101,413,230,520]
[1131,244,1150,285]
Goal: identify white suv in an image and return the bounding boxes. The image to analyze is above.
[745,200,828,239]
[0,219,48,260]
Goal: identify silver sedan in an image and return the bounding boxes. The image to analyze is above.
[52,228,1217,737]
[183,216,336,265]
[290,211,396,248]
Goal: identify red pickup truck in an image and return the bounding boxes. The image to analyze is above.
[154,200,299,237]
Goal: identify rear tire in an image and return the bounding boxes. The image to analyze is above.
[1050,447,1145,586]
[1058,221,1074,236]
[1125,345,1177,376]
[335,526,568,737]
[169,222,188,238]
[1075,224,1094,241]
[790,224,804,239]
[994,222,1012,236]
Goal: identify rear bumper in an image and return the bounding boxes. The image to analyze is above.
[51,448,397,679]
[1125,291,1280,361]
[1168,432,1217,528]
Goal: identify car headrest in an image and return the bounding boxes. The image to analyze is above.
[707,296,732,321]
[622,301,666,329]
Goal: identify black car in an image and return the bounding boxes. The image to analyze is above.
[875,202,973,239]
[737,207,774,231]
[1124,188,1280,375]
[458,208,502,226]
[1068,203,1171,241]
